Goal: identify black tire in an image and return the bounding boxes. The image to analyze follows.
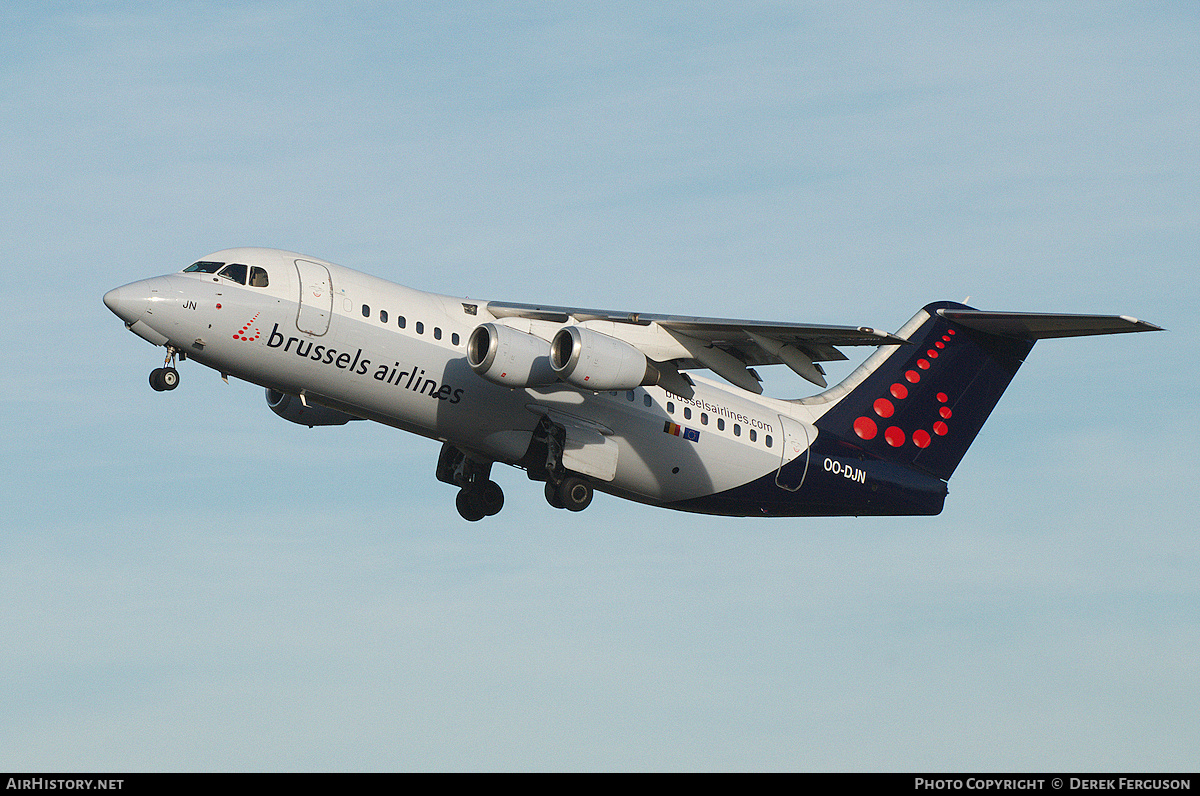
[479,480,504,516]
[456,489,486,522]
[160,367,180,390]
[558,477,593,512]
[149,368,166,391]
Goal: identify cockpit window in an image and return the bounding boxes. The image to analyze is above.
[248,266,269,287]
[183,261,224,273]
[218,263,248,284]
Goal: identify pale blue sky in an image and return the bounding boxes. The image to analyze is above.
[2,2,1196,770]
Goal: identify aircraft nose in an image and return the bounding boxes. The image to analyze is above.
[103,281,150,325]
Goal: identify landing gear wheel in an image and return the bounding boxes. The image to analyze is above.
[479,480,504,516]
[557,477,593,512]
[456,480,504,521]
[456,489,487,522]
[149,366,179,391]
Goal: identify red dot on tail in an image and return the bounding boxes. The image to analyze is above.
[917,358,930,370]
[933,421,949,436]
[884,426,906,447]
[937,392,948,403]
[854,417,878,440]
[874,398,894,418]
[890,383,908,400]
[940,407,952,419]
[913,429,931,448]
[905,370,920,383]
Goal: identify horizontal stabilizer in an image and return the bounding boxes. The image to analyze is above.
[937,309,1163,340]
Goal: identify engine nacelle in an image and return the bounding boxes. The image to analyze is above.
[466,323,557,388]
[550,326,656,391]
[266,389,358,427]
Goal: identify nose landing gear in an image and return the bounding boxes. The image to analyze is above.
[149,347,183,391]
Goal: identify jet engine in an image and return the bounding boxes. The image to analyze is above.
[266,389,359,427]
[550,326,657,391]
[466,323,557,388]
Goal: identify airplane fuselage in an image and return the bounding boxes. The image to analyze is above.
[106,249,833,515]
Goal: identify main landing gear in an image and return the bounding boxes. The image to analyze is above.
[437,443,505,522]
[149,347,183,391]
[526,416,593,512]
[437,417,597,521]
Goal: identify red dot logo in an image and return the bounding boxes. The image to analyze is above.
[854,417,878,440]
[233,313,262,342]
[850,326,959,451]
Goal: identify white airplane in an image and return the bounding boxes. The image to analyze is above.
[104,248,1160,521]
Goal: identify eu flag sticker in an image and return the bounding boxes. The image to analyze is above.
[664,421,700,442]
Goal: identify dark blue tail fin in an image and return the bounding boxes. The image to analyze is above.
[812,301,1035,481]
[811,301,1160,481]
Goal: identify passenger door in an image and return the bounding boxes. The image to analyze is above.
[294,259,333,336]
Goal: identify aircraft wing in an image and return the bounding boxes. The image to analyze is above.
[486,300,907,390]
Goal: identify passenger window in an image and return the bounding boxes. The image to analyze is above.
[416,322,424,335]
[452,332,460,346]
[380,309,388,323]
[362,304,370,318]
[667,402,674,414]
[643,394,652,408]
[626,391,635,402]
[683,407,692,420]
[701,413,708,425]
[750,429,757,442]
[434,327,442,340]
[733,424,741,437]
[218,263,247,284]
[765,435,773,448]
[717,418,725,431]
[398,316,406,329]
[248,266,269,287]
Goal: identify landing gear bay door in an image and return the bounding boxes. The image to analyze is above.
[541,408,619,482]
